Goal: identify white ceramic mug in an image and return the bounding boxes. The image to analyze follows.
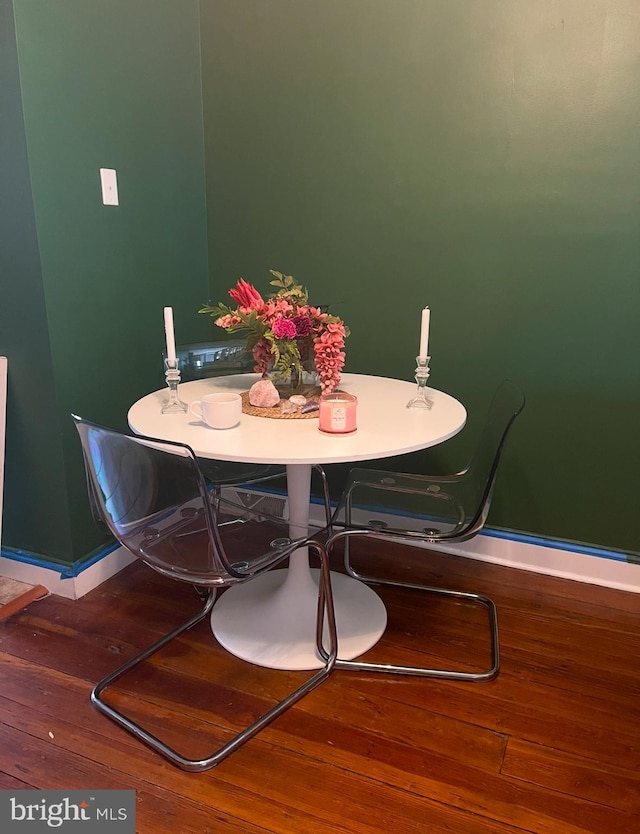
[189,392,242,429]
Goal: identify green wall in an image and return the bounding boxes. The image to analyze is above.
[0,0,71,559]
[1,0,210,565]
[200,0,640,556]
[2,0,638,569]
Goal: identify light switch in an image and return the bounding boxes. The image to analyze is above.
[100,168,119,206]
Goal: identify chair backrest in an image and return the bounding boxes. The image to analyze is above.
[455,379,525,538]
[72,415,296,586]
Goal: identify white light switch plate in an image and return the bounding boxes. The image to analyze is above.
[100,168,119,206]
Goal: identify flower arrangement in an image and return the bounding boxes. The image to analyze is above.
[199,270,349,393]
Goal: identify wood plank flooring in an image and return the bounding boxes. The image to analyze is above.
[0,541,638,833]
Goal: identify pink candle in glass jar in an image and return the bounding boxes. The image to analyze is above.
[318,392,357,434]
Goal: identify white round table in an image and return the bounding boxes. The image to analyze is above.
[128,373,466,670]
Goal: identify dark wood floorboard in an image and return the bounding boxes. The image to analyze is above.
[0,542,639,833]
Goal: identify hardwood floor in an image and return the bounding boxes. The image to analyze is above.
[0,541,638,833]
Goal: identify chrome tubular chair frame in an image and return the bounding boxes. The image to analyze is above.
[327,528,499,682]
[91,539,337,772]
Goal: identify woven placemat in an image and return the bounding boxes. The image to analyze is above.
[241,389,321,419]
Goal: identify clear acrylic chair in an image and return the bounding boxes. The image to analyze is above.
[326,379,525,682]
[72,415,337,772]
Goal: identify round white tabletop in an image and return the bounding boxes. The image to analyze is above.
[128,373,466,465]
[128,373,466,670]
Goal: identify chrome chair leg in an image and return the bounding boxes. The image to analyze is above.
[313,464,333,528]
[91,542,338,772]
[329,521,500,682]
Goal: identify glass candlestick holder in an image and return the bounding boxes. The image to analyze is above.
[161,358,188,414]
[406,355,434,410]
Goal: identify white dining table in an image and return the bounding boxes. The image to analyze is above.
[128,372,466,671]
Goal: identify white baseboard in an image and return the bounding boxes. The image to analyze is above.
[412,532,640,594]
[0,547,135,600]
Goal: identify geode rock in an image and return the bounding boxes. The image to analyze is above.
[279,399,298,415]
[301,401,319,414]
[249,377,280,408]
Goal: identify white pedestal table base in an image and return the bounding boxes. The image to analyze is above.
[211,567,387,671]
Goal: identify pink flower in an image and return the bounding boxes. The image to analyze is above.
[229,278,264,311]
[215,313,242,328]
[272,318,297,339]
[293,314,313,337]
[252,338,272,374]
[314,326,346,393]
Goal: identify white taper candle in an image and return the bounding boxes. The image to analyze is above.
[419,306,430,359]
[164,307,177,364]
